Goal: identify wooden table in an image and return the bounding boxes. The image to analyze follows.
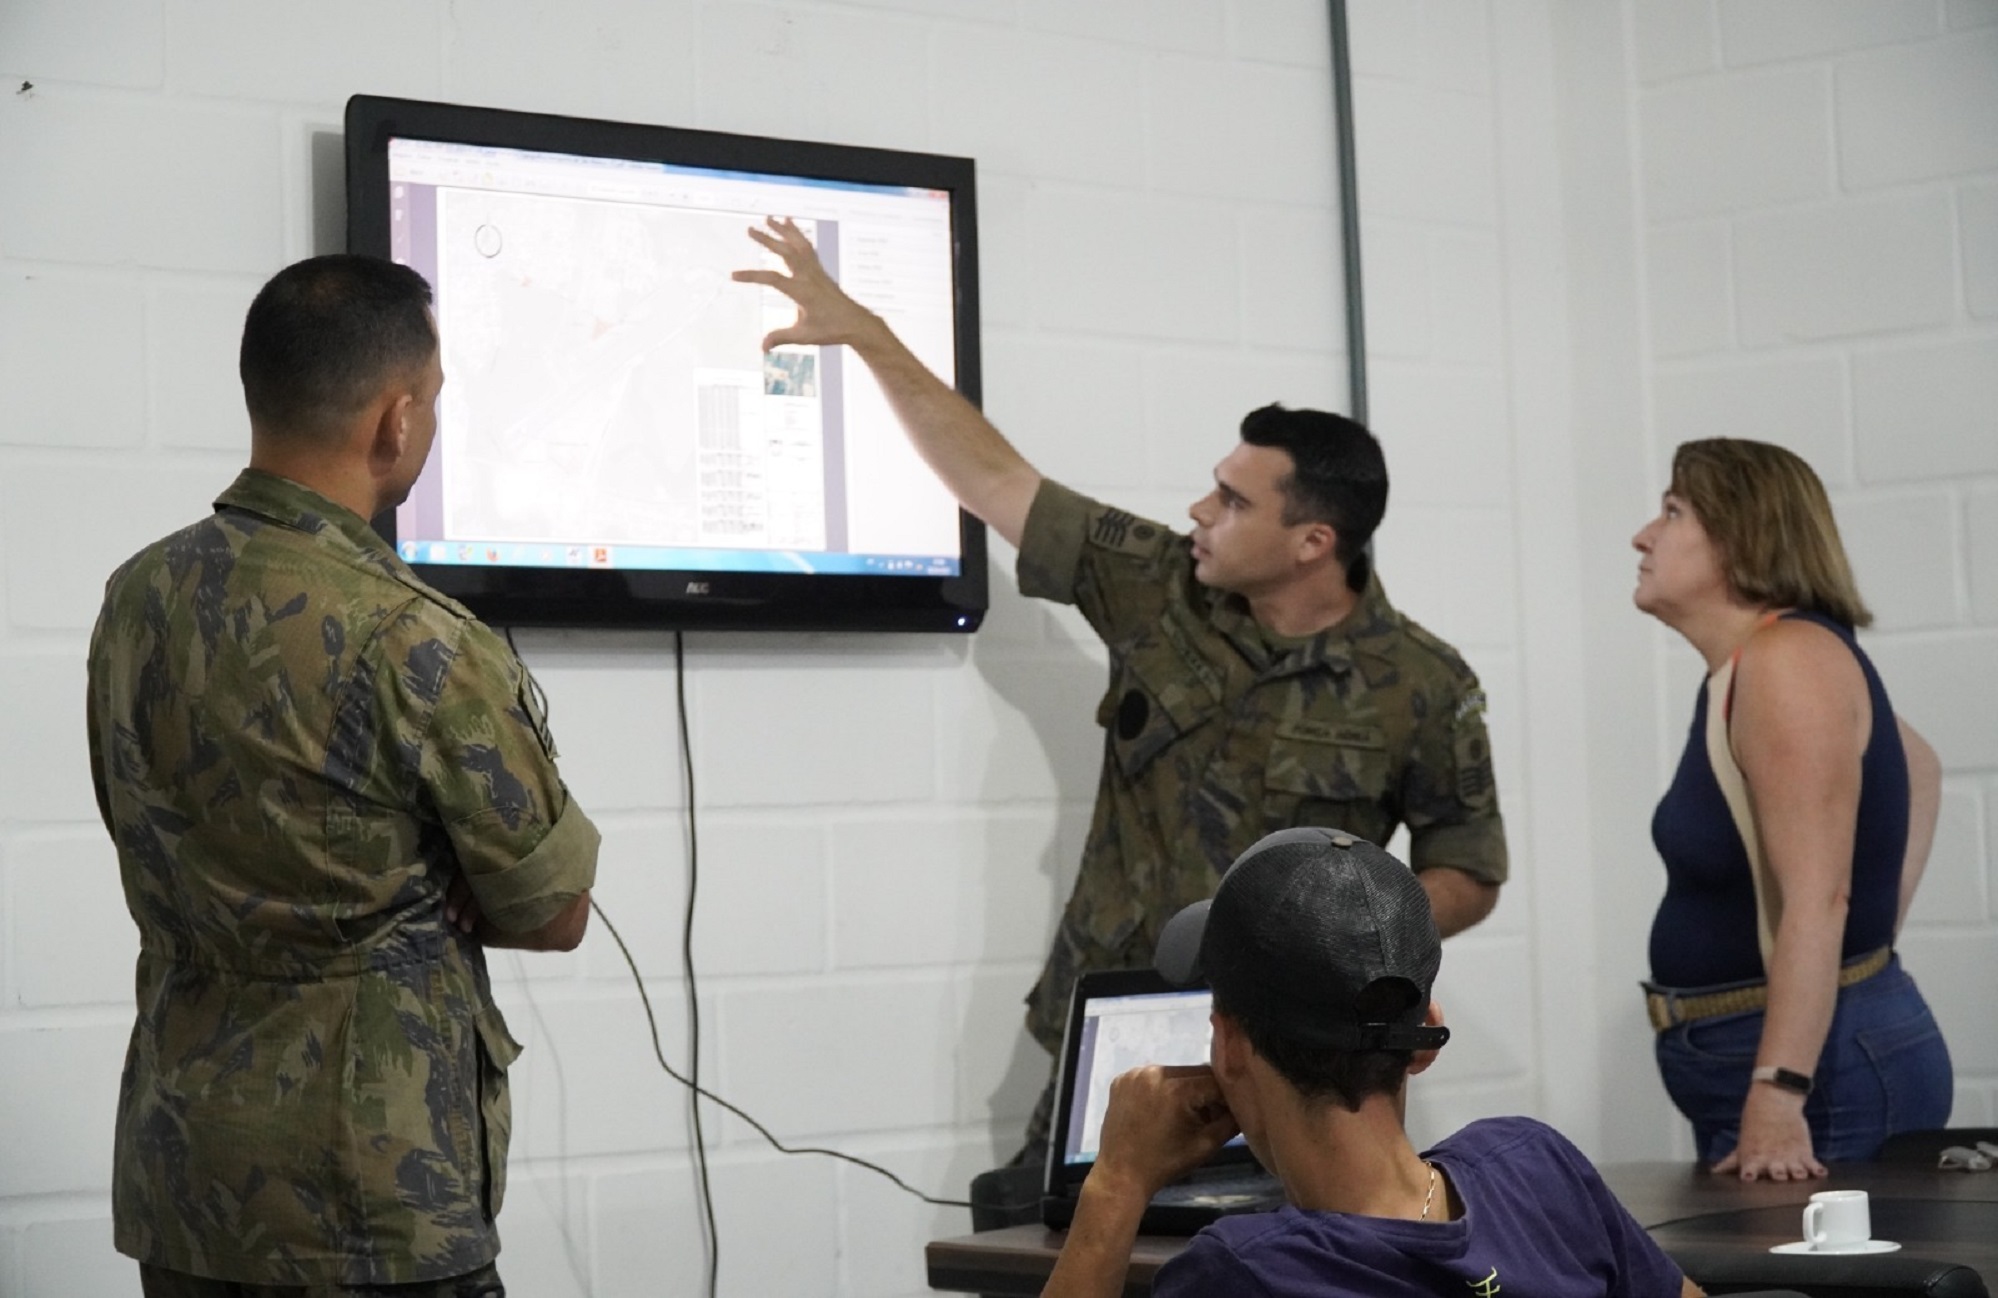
[1603,1161,1998,1282]
[926,1161,1998,1295]
[926,1225,1174,1298]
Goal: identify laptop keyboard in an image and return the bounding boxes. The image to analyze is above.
[1153,1174,1283,1208]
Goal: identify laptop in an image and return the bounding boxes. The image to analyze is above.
[1042,968,1285,1235]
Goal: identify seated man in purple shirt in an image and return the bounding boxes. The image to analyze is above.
[1041,828,1701,1298]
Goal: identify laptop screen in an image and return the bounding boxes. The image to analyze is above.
[1061,986,1218,1167]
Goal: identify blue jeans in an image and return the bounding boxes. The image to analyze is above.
[1652,955,1953,1164]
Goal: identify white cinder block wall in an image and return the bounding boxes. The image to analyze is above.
[2,2,1994,1295]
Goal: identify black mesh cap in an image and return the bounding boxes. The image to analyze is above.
[1154,827,1449,1053]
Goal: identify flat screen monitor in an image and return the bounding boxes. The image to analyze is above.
[345,95,986,631]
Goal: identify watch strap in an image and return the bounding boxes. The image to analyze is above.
[1751,1065,1814,1096]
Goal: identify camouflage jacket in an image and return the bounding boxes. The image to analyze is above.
[86,470,599,1286]
[1017,481,1507,1050]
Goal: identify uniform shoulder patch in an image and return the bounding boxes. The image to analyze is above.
[1086,507,1166,558]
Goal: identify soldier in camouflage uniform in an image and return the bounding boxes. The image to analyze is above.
[1013,476,1505,1061]
[86,256,599,1296]
[736,219,1506,1159]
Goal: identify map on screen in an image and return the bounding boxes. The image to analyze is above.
[386,136,964,578]
[1065,990,1217,1166]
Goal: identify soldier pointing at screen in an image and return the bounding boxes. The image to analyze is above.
[736,217,1507,1162]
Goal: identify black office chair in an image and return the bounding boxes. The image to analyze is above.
[1876,1129,1998,1167]
[1670,1243,1990,1297]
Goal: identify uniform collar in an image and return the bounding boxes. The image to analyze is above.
[215,468,399,562]
[1211,572,1399,677]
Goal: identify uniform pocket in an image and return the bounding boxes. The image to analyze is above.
[473,1006,523,1220]
[1853,1002,1953,1136]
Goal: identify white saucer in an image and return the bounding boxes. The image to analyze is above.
[1768,1239,1902,1256]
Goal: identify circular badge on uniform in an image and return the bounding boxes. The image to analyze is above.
[1116,688,1150,740]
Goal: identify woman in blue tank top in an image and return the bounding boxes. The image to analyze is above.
[1633,438,1950,1180]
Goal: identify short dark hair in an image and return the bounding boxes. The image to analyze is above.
[1212,985,1412,1111]
[1238,405,1388,592]
[240,254,436,439]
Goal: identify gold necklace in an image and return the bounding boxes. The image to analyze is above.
[1420,1161,1438,1221]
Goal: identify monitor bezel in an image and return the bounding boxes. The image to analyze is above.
[344,94,987,633]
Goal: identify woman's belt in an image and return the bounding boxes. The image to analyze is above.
[1644,945,1893,1033]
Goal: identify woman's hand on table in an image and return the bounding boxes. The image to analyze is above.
[1712,1085,1827,1181]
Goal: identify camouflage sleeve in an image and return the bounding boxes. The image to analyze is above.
[1015,478,1186,643]
[1402,676,1509,885]
[413,619,600,933]
[85,618,114,836]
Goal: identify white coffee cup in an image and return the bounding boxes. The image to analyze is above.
[1802,1189,1871,1250]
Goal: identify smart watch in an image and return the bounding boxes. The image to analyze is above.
[1751,1065,1814,1096]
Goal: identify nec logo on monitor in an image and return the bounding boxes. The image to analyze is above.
[685,582,710,596]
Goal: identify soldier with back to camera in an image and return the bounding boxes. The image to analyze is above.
[736,219,1508,1159]
[87,254,599,1297]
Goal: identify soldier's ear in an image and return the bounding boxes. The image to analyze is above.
[365,391,414,480]
[1296,520,1338,565]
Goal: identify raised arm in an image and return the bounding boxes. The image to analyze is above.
[733,217,1041,547]
[1717,619,1867,1182]
[1895,717,1941,937]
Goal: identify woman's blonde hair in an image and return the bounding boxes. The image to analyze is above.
[1671,438,1872,629]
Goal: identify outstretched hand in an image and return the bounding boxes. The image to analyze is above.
[732,216,882,353]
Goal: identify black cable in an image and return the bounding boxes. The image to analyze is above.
[673,631,722,1297]
[590,896,1002,1211]
[504,627,1034,1220]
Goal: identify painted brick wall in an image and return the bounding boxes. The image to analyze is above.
[4,1,1991,1294]
[0,3,1403,1295]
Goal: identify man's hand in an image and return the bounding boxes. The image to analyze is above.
[444,871,483,935]
[731,216,1043,547]
[1092,1064,1241,1203]
[733,217,887,353]
[444,872,590,952]
[1041,1065,1240,1298]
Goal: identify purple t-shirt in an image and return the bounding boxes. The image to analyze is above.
[1153,1117,1684,1298]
